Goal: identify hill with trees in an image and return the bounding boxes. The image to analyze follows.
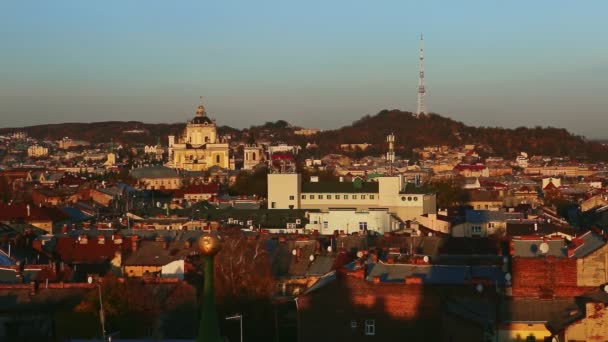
[3,110,607,160]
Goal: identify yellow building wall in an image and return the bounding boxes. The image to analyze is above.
[498,323,551,342]
[576,243,608,286]
[123,265,162,277]
[565,303,608,341]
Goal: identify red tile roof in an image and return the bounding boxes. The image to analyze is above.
[183,183,219,195]
[0,204,68,222]
[54,236,125,264]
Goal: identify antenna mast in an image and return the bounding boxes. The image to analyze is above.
[386,133,395,176]
[417,33,426,116]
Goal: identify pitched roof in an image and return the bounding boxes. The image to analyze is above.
[0,204,68,222]
[55,236,123,264]
[500,298,577,323]
[183,183,220,195]
[366,262,505,285]
[122,240,195,266]
[506,222,577,237]
[568,230,606,258]
[130,166,180,179]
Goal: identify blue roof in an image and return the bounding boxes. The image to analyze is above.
[60,207,94,222]
[366,262,506,285]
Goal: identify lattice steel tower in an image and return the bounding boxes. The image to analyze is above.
[416,33,426,116]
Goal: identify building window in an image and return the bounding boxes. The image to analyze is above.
[370,195,375,199]
[335,195,340,199]
[344,195,348,200]
[408,196,412,201]
[289,196,295,200]
[413,196,418,201]
[361,195,366,200]
[350,320,357,329]
[352,195,357,199]
[472,226,482,234]
[302,195,306,200]
[401,196,406,201]
[216,155,220,163]
[365,320,375,336]
[327,195,332,200]
[310,195,315,199]
[359,222,368,230]
[318,195,323,199]
[323,221,328,229]
[271,202,276,209]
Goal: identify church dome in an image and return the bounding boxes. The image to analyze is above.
[191,102,214,125]
[191,115,214,125]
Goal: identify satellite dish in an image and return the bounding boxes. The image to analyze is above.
[292,249,297,256]
[505,273,512,282]
[356,251,364,258]
[327,246,332,253]
[423,256,430,263]
[156,201,161,208]
[604,284,608,293]
[539,242,549,254]
[476,284,484,293]
[309,255,315,262]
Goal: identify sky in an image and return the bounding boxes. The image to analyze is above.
[1,1,607,138]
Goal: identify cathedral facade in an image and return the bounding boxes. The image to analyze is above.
[167,100,230,171]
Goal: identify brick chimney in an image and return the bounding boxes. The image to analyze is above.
[130,235,139,252]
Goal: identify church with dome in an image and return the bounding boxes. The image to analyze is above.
[167,99,231,171]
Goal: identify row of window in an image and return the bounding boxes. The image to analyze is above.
[301,194,375,200]
[400,196,419,202]
[316,222,368,230]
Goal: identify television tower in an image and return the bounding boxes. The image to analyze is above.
[386,133,395,175]
[416,33,426,116]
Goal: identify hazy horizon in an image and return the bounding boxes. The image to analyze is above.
[1,1,607,138]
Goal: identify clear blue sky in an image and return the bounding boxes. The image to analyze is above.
[1,1,607,138]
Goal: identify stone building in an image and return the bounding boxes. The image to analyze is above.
[167,99,230,171]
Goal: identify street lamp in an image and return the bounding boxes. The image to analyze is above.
[87,276,106,341]
[226,314,243,342]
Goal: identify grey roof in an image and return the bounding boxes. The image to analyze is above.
[122,240,195,266]
[506,222,577,237]
[445,298,496,326]
[269,239,336,278]
[302,181,379,194]
[569,230,606,258]
[512,239,568,258]
[306,255,334,276]
[130,166,180,179]
[0,268,18,283]
[500,298,577,323]
[547,289,608,333]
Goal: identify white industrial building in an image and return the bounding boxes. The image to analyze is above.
[306,208,401,235]
[267,173,436,221]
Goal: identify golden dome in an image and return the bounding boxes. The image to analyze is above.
[197,235,221,256]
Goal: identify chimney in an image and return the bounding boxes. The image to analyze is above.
[131,236,139,252]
